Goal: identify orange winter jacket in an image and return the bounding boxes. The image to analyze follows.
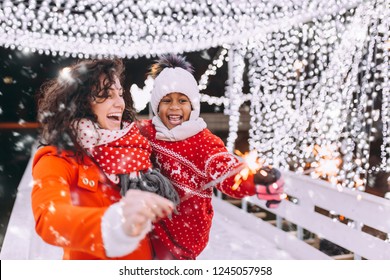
[31,146,153,260]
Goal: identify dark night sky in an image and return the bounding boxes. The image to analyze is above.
[0,46,226,122]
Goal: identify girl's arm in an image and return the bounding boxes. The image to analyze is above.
[204,134,284,206]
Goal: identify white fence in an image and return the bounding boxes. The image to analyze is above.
[243,170,390,260]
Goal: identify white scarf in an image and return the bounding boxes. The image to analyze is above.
[74,119,133,150]
[152,112,207,141]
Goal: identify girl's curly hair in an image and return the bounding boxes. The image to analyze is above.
[148,53,194,78]
[36,59,136,152]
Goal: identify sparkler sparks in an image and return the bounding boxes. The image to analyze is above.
[232,150,265,191]
[308,144,342,184]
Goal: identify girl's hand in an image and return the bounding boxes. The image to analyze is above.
[254,168,285,209]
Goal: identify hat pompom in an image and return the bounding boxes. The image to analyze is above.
[149,54,194,78]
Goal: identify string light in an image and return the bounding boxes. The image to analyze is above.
[225,44,246,152]
[246,0,389,188]
[1,0,388,190]
[199,45,230,107]
[0,0,364,58]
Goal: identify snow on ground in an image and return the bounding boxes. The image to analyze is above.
[198,198,293,260]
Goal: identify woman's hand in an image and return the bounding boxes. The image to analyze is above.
[121,189,174,237]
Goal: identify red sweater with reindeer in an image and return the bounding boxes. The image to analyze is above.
[138,119,256,260]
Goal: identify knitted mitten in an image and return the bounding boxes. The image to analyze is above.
[254,166,285,208]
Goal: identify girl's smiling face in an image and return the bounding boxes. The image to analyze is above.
[91,75,125,130]
[157,92,192,129]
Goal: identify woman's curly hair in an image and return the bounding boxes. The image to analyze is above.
[148,53,194,78]
[36,59,136,152]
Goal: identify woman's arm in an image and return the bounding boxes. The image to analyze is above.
[32,154,174,258]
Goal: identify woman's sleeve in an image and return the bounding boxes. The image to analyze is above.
[31,155,116,259]
[101,202,151,257]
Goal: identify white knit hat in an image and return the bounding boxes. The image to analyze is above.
[150,67,200,117]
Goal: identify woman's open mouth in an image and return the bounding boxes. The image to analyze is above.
[107,113,122,126]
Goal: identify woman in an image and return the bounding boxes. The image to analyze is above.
[31,59,174,259]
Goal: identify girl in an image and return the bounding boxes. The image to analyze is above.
[138,54,285,260]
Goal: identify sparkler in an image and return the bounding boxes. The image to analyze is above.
[302,144,369,190]
[231,150,265,190]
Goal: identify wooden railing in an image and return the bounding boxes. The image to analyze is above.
[0,122,40,130]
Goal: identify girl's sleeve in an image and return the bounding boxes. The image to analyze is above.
[204,135,256,198]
